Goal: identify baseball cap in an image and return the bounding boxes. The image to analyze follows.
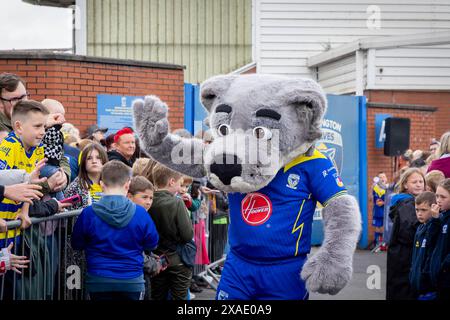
[86,124,108,138]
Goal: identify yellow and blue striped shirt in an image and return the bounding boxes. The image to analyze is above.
[0,132,44,244]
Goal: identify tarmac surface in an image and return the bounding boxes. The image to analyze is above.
[194,247,387,300]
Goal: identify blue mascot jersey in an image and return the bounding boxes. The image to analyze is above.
[228,149,347,262]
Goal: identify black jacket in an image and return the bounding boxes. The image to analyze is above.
[107,150,134,167]
[430,210,450,298]
[409,218,441,294]
[386,196,419,300]
[29,199,59,217]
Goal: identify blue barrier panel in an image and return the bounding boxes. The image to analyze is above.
[309,95,367,248]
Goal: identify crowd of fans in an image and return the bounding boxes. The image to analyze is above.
[369,131,450,300]
[1,70,449,301]
[0,72,228,300]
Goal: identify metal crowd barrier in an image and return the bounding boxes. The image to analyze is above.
[1,198,230,300]
[0,210,84,301]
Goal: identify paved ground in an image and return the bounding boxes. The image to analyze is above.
[194,248,387,300]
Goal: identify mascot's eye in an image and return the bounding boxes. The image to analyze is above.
[253,127,272,140]
[217,124,231,136]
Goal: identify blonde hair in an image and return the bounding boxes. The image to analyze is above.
[396,167,425,194]
[132,158,150,177]
[41,98,65,115]
[438,178,450,194]
[437,131,450,158]
[425,170,445,193]
[182,176,193,185]
[426,153,438,165]
[152,163,182,189]
[77,139,93,152]
[412,149,423,161]
[64,134,78,145]
[61,123,80,140]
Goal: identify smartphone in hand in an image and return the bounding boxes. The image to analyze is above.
[60,194,82,205]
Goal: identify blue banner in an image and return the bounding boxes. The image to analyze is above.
[97,94,143,135]
[311,95,367,247]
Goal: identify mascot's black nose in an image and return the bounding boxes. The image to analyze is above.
[210,154,242,185]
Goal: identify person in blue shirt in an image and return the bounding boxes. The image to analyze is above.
[71,160,159,300]
[372,172,388,250]
[216,149,347,300]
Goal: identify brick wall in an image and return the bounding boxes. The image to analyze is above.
[366,90,450,139]
[0,52,185,135]
[365,91,438,243]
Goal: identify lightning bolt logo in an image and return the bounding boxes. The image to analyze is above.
[292,194,311,256]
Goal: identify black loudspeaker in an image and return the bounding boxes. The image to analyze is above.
[384,117,410,156]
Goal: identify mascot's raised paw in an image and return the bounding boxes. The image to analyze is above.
[301,248,352,295]
[133,95,169,147]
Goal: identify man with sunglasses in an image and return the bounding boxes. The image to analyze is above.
[0,73,29,132]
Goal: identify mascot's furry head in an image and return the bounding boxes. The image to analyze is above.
[133,74,327,193]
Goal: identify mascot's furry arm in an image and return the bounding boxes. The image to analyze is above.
[301,195,361,294]
[133,95,206,178]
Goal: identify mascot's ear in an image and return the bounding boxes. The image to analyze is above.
[200,74,238,112]
[277,78,328,142]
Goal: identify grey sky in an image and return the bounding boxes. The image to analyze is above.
[0,0,72,50]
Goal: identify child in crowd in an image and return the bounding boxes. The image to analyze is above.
[425,170,445,193]
[149,164,194,300]
[71,160,159,301]
[127,175,165,300]
[127,175,154,211]
[40,99,66,200]
[409,191,440,300]
[386,168,425,300]
[64,143,108,210]
[178,176,201,215]
[0,100,49,248]
[372,172,388,250]
[429,178,450,300]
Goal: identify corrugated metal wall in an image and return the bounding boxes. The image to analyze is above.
[87,0,253,83]
[255,0,450,79]
[373,44,450,90]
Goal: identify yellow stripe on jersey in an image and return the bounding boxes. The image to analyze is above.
[283,149,327,173]
[373,184,386,198]
[0,132,43,241]
[322,190,348,207]
[0,228,21,240]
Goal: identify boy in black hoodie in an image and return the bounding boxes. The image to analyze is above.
[409,191,440,300]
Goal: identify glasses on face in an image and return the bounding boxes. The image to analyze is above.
[0,93,30,104]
